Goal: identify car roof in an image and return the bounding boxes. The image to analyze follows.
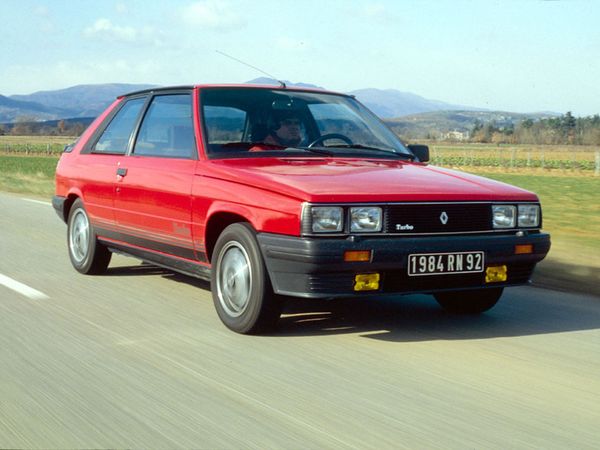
[119,83,351,99]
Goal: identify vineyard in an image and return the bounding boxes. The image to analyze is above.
[429,143,600,173]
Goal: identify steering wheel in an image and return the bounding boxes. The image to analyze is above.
[307,133,353,148]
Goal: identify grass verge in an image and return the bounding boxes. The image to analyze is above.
[0,155,59,197]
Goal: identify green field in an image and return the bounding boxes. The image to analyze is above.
[0,155,59,196]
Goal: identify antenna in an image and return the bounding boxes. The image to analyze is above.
[215,50,286,88]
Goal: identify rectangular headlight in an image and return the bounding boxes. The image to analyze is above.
[350,207,382,232]
[311,206,343,232]
[518,204,540,227]
[492,205,516,228]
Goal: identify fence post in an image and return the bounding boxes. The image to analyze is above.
[510,148,515,169]
[527,151,531,167]
[595,151,600,176]
[541,148,545,169]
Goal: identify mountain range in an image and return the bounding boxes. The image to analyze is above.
[0,83,156,123]
[0,80,557,136]
[245,77,484,118]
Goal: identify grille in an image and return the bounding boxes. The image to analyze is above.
[307,273,353,294]
[385,203,492,234]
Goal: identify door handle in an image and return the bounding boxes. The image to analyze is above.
[116,168,128,177]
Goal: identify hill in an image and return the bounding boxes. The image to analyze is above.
[243,79,479,118]
[3,83,156,122]
[349,88,484,119]
[245,77,324,90]
[0,81,559,134]
[0,94,72,122]
[385,110,559,140]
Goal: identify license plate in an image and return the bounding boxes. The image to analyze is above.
[408,251,484,276]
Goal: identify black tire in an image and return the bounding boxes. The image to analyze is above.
[211,223,281,334]
[434,288,503,314]
[67,199,111,275]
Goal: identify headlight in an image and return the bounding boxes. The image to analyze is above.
[311,206,343,232]
[492,205,516,228]
[518,204,540,227]
[350,207,382,232]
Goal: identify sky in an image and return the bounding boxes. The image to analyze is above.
[1,0,599,116]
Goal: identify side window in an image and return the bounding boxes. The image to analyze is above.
[133,94,195,158]
[94,97,146,154]
[203,106,247,144]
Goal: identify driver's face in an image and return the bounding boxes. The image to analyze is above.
[276,118,301,142]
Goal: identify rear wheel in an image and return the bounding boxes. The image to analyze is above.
[211,223,281,334]
[434,288,503,314]
[67,199,111,274]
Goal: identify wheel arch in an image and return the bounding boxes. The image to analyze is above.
[204,211,254,263]
[62,190,83,223]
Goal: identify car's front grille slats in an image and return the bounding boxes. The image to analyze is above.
[385,203,492,234]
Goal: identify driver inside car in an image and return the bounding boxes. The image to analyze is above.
[263,111,303,147]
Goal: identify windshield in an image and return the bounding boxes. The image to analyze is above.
[200,87,411,159]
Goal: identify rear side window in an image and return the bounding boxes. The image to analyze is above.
[94,97,146,154]
[133,94,196,158]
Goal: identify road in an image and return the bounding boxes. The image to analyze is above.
[1,192,599,449]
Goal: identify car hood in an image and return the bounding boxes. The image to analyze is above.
[204,157,538,203]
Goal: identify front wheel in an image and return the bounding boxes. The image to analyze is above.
[434,288,503,314]
[211,223,281,334]
[67,199,111,275]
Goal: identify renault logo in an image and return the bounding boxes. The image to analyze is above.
[440,211,449,225]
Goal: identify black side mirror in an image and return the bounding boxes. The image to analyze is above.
[407,144,430,162]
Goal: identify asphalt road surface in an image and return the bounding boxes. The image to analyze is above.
[1,192,599,449]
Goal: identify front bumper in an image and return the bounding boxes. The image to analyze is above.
[257,232,551,298]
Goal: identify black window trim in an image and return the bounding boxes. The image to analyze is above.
[128,89,198,161]
[82,94,149,155]
[82,88,197,160]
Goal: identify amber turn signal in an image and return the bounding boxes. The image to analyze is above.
[344,250,372,262]
[514,244,533,255]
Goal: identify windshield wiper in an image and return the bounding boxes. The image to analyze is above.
[295,147,336,156]
[240,142,335,156]
[327,144,415,160]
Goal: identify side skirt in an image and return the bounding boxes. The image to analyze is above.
[101,238,212,282]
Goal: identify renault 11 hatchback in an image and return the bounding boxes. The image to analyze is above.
[53,84,551,334]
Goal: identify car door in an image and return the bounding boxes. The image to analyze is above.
[112,92,198,261]
[79,96,147,231]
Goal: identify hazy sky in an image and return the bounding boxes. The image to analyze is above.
[1,0,598,115]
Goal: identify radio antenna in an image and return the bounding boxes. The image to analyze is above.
[215,50,286,88]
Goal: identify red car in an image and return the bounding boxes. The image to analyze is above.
[53,84,550,333]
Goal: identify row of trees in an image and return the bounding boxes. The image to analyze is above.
[3,112,600,146]
[0,117,86,137]
[471,112,600,145]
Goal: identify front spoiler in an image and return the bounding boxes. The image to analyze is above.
[257,232,551,298]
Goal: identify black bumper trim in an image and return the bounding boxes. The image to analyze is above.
[52,195,67,222]
[257,232,551,298]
